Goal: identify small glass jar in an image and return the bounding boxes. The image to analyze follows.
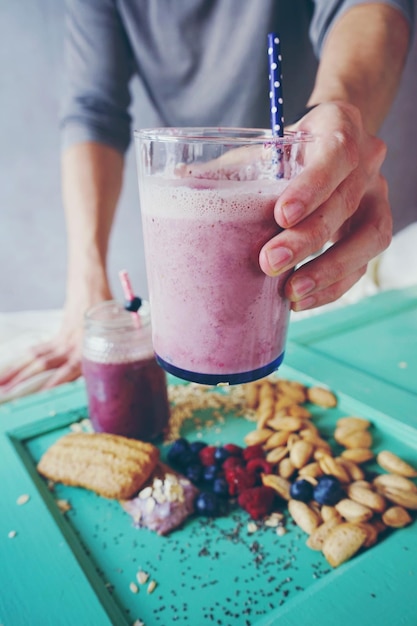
[82,300,170,441]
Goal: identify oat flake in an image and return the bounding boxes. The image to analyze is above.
[129,582,139,594]
[147,580,157,594]
[136,570,149,585]
[16,494,30,506]
[56,499,72,513]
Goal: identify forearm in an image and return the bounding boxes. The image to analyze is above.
[62,142,124,306]
[308,3,410,133]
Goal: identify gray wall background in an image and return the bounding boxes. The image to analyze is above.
[1,1,416,313]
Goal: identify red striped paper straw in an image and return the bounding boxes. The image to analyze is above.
[119,269,135,301]
[119,269,141,326]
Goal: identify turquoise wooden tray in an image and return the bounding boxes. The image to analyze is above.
[1,287,417,626]
[288,285,417,403]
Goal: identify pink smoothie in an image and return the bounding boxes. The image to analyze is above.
[141,177,292,384]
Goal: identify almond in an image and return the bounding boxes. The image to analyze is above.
[258,380,275,403]
[322,522,368,568]
[286,433,301,450]
[312,442,333,458]
[376,486,417,510]
[350,480,373,489]
[289,440,314,469]
[256,403,275,429]
[382,506,412,528]
[267,416,302,432]
[298,429,319,442]
[244,428,274,446]
[355,522,379,548]
[288,499,321,534]
[336,417,370,431]
[307,386,337,408]
[245,382,261,409]
[306,517,341,551]
[256,410,274,429]
[261,474,291,500]
[298,420,319,435]
[301,475,319,486]
[277,380,307,404]
[320,505,343,523]
[319,454,351,483]
[346,484,386,513]
[274,394,299,412]
[263,430,290,450]
[298,461,324,479]
[337,458,365,482]
[265,446,289,465]
[287,404,312,419]
[335,498,374,523]
[340,448,375,464]
[373,473,417,494]
[376,451,417,478]
[337,429,373,450]
[278,457,296,479]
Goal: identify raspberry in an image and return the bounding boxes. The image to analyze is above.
[242,444,265,462]
[222,456,244,472]
[246,458,273,478]
[225,466,257,496]
[238,486,276,520]
[199,445,217,467]
[223,443,243,457]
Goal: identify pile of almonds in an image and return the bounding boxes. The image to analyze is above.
[243,377,417,568]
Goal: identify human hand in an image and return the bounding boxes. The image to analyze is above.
[0,323,83,395]
[0,283,113,394]
[259,101,391,311]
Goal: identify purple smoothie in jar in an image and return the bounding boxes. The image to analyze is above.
[82,300,170,441]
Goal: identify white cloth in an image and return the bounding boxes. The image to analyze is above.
[1,223,416,404]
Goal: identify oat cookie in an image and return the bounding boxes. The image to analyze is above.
[37,432,159,499]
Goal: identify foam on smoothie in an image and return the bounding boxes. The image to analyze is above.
[141,175,291,221]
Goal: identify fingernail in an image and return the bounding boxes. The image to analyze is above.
[292,276,316,298]
[292,295,317,311]
[281,201,304,225]
[265,246,293,272]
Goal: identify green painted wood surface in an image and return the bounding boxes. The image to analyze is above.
[1,287,417,626]
[288,285,417,398]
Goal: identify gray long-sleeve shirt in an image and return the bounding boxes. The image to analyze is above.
[61,0,414,155]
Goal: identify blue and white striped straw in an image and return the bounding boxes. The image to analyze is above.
[268,33,284,137]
